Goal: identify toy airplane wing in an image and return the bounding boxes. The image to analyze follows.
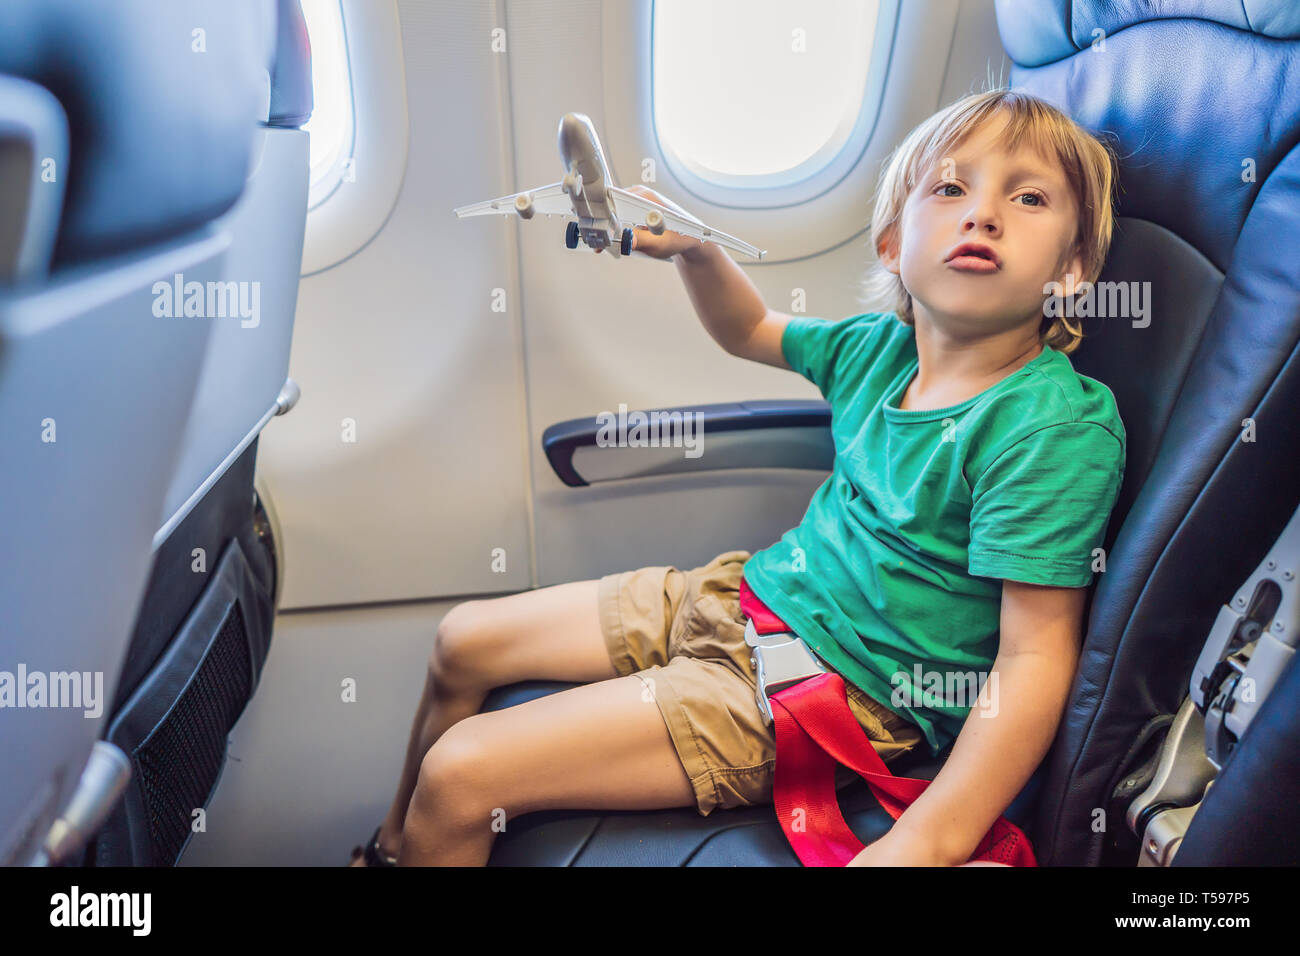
[453,182,573,219]
[607,186,765,260]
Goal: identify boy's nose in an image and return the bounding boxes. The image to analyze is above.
[962,205,1002,235]
[957,189,1003,234]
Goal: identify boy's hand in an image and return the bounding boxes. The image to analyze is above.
[847,830,957,867]
[596,184,708,262]
[845,826,1008,866]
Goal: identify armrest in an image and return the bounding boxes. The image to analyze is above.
[542,399,832,487]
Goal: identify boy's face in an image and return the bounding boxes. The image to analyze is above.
[878,114,1084,337]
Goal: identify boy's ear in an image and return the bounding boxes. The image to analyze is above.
[876,225,901,275]
[1060,248,1087,296]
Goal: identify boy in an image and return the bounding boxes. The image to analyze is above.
[351,89,1126,867]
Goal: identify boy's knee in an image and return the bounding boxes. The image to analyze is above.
[411,724,494,818]
[429,601,487,690]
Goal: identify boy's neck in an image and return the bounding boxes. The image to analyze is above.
[899,305,1044,412]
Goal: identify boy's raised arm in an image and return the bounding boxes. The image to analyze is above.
[673,241,792,370]
[622,185,791,370]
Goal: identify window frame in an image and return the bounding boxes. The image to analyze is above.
[302,0,358,211]
[299,0,409,277]
[648,0,901,209]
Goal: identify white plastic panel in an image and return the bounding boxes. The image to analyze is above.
[258,0,533,608]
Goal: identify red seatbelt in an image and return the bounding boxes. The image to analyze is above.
[739,577,1038,867]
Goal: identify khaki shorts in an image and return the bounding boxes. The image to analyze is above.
[598,549,925,816]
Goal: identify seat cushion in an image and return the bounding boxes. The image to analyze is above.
[479,680,1040,865]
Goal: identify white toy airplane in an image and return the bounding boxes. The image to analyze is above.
[453,113,765,260]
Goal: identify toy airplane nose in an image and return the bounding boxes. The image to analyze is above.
[557,112,594,158]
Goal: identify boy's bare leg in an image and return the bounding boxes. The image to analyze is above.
[399,672,695,865]
[354,579,621,865]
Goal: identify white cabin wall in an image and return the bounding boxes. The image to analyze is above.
[258,0,534,609]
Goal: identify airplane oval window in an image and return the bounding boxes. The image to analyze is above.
[653,0,881,189]
[301,0,355,209]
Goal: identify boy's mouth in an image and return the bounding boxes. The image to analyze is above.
[945,242,1002,273]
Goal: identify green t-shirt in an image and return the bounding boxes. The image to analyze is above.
[742,311,1126,756]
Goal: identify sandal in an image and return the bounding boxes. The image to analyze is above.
[349,826,398,867]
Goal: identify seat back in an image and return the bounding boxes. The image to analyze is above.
[0,0,270,866]
[995,0,1300,865]
[87,0,314,866]
[156,0,312,547]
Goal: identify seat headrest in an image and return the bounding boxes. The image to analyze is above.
[996,1,1300,272]
[997,0,1300,67]
[0,0,275,268]
[269,0,314,129]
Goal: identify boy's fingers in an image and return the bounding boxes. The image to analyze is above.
[631,228,655,255]
[635,229,672,258]
[638,229,688,259]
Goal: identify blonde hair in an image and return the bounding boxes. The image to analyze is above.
[861,89,1118,356]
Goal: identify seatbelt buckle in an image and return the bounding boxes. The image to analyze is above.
[743,618,829,726]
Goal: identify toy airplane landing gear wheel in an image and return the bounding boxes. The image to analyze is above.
[620,227,634,256]
[565,221,580,249]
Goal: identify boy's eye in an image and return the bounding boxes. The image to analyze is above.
[1016,191,1045,206]
[936,183,963,197]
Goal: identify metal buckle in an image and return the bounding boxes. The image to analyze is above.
[743,618,829,725]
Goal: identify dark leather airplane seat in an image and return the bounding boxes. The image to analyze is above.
[997,0,1300,867]
[479,0,1300,865]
